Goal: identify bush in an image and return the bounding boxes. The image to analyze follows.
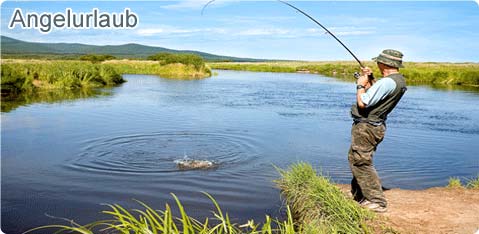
[80,54,116,63]
[148,53,206,70]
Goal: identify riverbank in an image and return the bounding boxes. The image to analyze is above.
[279,163,479,234]
[28,162,479,233]
[208,61,479,87]
[360,186,479,234]
[0,59,212,111]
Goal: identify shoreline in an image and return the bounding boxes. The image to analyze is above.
[208,61,479,88]
[336,184,479,234]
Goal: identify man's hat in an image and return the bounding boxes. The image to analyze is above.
[372,49,404,68]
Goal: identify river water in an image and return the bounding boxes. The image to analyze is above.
[2,70,479,233]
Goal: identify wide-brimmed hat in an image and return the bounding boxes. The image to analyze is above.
[372,49,404,68]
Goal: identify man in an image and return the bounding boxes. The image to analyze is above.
[349,49,407,213]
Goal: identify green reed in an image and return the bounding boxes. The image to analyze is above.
[275,162,374,234]
[25,192,296,234]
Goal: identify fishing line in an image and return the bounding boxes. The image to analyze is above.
[201,0,366,68]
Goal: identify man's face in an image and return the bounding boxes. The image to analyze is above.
[377,62,387,72]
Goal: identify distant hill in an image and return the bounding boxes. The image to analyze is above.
[0,36,265,62]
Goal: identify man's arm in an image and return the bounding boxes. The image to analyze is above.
[356,67,374,109]
[356,67,397,109]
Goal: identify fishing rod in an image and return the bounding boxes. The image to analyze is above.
[277,0,364,68]
[202,0,370,77]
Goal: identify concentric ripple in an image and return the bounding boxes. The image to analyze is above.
[65,131,260,174]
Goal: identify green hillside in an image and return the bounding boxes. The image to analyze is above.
[0,36,264,62]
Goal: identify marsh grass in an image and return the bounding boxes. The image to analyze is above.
[275,162,374,234]
[26,193,297,234]
[1,60,125,95]
[447,177,463,188]
[208,61,479,87]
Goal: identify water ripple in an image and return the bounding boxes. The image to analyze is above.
[65,131,260,175]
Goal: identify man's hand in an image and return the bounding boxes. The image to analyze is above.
[357,67,374,89]
[356,67,373,109]
[361,67,373,76]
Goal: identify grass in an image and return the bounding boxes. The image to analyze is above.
[26,193,297,234]
[466,175,479,189]
[275,162,374,234]
[208,61,479,87]
[1,60,125,95]
[447,175,479,189]
[447,177,463,188]
[104,60,212,79]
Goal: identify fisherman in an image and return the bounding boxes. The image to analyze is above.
[349,49,407,213]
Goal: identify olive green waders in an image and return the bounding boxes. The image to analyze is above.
[348,122,387,207]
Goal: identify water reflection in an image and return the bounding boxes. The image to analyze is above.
[1,88,113,112]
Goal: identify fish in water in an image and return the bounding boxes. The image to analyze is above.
[174,157,217,170]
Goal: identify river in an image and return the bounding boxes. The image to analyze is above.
[2,70,479,233]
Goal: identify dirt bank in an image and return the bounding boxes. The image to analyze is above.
[339,185,479,234]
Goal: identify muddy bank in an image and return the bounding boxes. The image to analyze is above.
[338,185,479,234]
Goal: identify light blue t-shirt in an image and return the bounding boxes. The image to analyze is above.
[360,77,397,107]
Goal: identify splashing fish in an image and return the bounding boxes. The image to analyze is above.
[174,153,217,170]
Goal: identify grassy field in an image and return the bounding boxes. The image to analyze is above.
[208,61,479,87]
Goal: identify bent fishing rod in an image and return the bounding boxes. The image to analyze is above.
[276,0,365,68]
[202,0,371,78]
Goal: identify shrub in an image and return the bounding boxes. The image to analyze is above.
[80,54,116,63]
[148,53,206,70]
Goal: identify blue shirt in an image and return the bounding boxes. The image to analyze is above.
[360,77,397,107]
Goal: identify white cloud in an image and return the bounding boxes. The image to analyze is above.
[236,28,291,36]
[135,24,374,38]
[136,26,226,36]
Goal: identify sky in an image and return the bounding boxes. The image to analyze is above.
[1,0,478,62]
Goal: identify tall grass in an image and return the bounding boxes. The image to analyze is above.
[26,193,296,234]
[1,60,125,95]
[208,61,479,87]
[275,162,374,234]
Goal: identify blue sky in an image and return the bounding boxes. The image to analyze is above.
[1,1,478,62]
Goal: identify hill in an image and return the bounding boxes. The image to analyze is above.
[0,36,265,62]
